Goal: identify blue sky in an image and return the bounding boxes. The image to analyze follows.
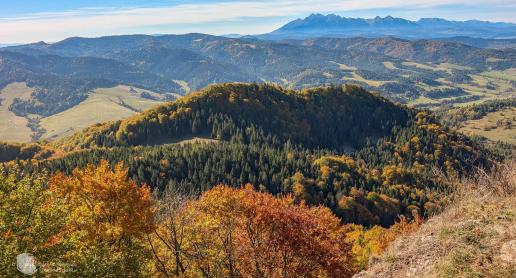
[1,0,515,43]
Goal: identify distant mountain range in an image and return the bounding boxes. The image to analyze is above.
[261,14,516,40]
[0,44,21,48]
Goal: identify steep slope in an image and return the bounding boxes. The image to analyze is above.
[355,161,516,278]
[0,51,181,116]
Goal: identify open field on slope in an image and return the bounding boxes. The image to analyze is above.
[342,72,390,87]
[382,61,397,70]
[0,83,34,142]
[330,59,515,109]
[459,107,516,144]
[145,132,219,146]
[39,85,165,140]
[479,69,516,81]
[402,61,439,71]
[407,68,516,108]
[329,61,357,71]
[402,62,474,73]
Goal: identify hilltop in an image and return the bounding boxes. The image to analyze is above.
[3,83,491,210]
[56,83,410,151]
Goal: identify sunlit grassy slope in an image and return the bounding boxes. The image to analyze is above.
[459,107,516,144]
[40,85,164,140]
[0,83,34,142]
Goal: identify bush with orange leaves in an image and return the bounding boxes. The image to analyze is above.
[150,185,355,278]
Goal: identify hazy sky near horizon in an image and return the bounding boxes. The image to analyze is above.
[1,0,515,43]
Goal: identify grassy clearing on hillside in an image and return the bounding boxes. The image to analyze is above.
[342,72,390,87]
[480,69,516,81]
[355,161,516,278]
[40,85,164,140]
[402,62,474,74]
[402,61,440,71]
[459,107,516,144]
[382,61,397,70]
[0,83,34,142]
[330,61,357,71]
[436,63,475,71]
[144,133,219,146]
[411,68,516,109]
[408,95,439,106]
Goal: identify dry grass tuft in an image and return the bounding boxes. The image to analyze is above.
[355,161,516,278]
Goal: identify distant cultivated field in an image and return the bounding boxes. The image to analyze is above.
[407,67,516,108]
[479,69,516,81]
[382,61,396,70]
[0,82,34,142]
[342,71,390,87]
[459,107,516,144]
[402,61,439,71]
[40,85,165,140]
[332,59,515,109]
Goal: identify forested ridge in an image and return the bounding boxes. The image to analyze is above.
[0,51,181,116]
[56,83,409,150]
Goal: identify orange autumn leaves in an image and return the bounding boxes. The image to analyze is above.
[50,161,155,243]
[152,185,354,277]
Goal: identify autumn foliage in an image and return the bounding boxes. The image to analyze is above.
[151,185,354,277]
[345,211,423,271]
[50,160,155,243]
[0,160,424,276]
